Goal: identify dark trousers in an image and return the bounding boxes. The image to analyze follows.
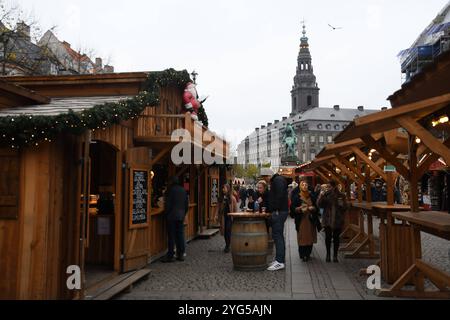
[299,245,313,259]
[240,198,247,209]
[224,215,233,248]
[271,211,289,263]
[167,220,185,258]
[325,227,341,257]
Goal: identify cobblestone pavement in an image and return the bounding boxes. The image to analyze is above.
[118,217,450,300]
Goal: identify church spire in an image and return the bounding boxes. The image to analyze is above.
[291,21,320,115]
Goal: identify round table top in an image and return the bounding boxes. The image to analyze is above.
[228,212,271,218]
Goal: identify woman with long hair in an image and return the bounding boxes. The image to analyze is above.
[290,177,319,262]
[220,184,238,253]
[317,180,348,263]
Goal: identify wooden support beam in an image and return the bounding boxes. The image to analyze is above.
[150,146,172,166]
[417,137,450,178]
[336,155,365,182]
[350,146,387,181]
[322,164,345,187]
[317,166,343,186]
[408,135,420,212]
[331,158,363,185]
[175,165,190,178]
[397,116,450,166]
[361,135,410,180]
[370,158,390,180]
[364,164,373,203]
[314,169,330,183]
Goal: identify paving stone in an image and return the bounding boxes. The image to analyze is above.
[117,216,448,300]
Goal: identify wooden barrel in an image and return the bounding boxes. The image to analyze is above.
[229,213,269,271]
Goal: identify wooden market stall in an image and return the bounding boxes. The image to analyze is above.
[324,50,450,298]
[0,70,231,300]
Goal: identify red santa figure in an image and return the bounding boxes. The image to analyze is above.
[182,82,200,121]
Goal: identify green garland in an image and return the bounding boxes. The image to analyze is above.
[0,68,209,148]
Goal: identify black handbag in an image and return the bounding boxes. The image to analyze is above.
[309,212,323,232]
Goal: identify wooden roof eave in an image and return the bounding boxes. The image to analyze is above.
[0,80,50,107]
[318,138,364,158]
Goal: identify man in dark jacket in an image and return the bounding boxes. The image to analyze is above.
[239,186,248,210]
[161,177,189,263]
[262,169,289,271]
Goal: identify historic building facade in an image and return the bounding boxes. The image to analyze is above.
[237,23,377,171]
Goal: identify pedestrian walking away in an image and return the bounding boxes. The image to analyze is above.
[317,180,348,263]
[161,177,189,263]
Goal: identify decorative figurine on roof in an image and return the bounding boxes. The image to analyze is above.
[183,82,201,121]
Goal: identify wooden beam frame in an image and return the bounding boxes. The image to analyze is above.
[314,169,330,183]
[336,155,365,182]
[150,146,172,166]
[331,158,363,185]
[397,116,450,166]
[321,164,346,187]
[361,135,410,180]
[417,137,450,178]
[350,146,387,181]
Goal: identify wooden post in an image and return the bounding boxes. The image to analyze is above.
[79,130,91,300]
[386,172,395,206]
[356,160,363,203]
[408,135,420,212]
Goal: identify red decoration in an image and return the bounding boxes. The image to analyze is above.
[182,82,200,121]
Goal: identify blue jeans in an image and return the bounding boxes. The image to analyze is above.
[271,211,289,263]
[167,220,185,258]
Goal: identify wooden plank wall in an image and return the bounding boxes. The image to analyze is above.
[0,134,82,300]
[135,86,184,138]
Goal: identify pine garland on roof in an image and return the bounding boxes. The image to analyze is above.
[0,68,207,148]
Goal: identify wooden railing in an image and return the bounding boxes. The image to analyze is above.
[135,112,185,140]
[135,110,230,159]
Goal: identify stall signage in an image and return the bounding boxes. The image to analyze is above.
[384,165,396,173]
[130,169,149,228]
[211,178,219,205]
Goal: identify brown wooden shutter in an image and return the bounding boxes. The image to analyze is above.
[0,149,20,219]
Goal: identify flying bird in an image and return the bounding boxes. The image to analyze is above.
[328,24,342,30]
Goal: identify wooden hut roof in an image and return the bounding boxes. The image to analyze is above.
[0,79,50,108]
[0,96,133,117]
[2,72,149,98]
[389,50,450,108]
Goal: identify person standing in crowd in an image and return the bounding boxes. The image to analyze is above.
[290,178,319,262]
[161,177,189,263]
[371,179,386,202]
[247,185,256,212]
[261,168,289,271]
[220,184,238,253]
[317,180,348,263]
[314,184,322,199]
[239,185,248,210]
[255,180,270,212]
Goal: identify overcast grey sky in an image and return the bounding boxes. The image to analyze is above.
[13,0,449,149]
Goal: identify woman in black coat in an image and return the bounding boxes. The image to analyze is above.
[290,178,320,262]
